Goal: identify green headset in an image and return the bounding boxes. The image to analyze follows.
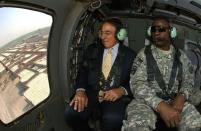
[116,28,127,41]
[100,18,127,41]
[147,26,177,38]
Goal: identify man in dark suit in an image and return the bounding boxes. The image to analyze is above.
[65,18,136,131]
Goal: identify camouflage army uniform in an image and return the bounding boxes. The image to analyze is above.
[122,44,201,131]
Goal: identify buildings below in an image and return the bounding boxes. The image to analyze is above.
[0,30,50,124]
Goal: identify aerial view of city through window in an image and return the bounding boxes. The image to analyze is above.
[0,7,52,124]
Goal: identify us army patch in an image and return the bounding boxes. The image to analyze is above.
[131,58,143,75]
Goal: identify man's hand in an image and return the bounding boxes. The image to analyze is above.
[69,90,88,112]
[103,87,125,102]
[170,94,185,113]
[157,101,181,128]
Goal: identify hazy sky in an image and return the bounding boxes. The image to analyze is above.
[0,7,52,47]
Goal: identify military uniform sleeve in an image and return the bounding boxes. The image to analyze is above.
[130,49,163,110]
[179,50,194,101]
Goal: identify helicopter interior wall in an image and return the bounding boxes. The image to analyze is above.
[60,1,88,103]
[123,18,151,53]
[175,25,201,42]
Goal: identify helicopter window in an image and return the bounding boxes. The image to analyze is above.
[0,7,52,124]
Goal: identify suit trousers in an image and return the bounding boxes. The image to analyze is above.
[65,90,129,131]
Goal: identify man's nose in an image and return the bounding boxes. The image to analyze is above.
[101,34,107,39]
[153,30,160,35]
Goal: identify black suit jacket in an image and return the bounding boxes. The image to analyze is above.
[74,43,136,97]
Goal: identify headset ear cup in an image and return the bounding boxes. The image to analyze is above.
[170,27,177,38]
[147,26,151,37]
[117,28,127,41]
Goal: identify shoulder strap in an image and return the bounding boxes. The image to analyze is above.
[145,45,183,96]
[169,48,182,91]
[145,45,167,92]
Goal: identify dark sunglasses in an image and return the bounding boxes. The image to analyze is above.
[151,26,170,33]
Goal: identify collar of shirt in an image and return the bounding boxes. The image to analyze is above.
[103,43,119,65]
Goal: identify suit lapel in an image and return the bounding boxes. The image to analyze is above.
[98,45,104,70]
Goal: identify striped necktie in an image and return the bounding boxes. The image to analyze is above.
[102,48,112,79]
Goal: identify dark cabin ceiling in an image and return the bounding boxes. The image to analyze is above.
[75,0,201,30]
[84,0,201,29]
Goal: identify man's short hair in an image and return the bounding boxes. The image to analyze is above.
[99,17,124,34]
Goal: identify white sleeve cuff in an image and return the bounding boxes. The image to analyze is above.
[76,88,85,92]
[120,86,128,95]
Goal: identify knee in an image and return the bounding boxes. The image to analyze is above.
[65,106,86,123]
[103,113,123,124]
[64,106,77,123]
[65,106,91,122]
[102,113,124,131]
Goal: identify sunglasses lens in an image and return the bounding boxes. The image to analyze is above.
[158,28,166,32]
[151,26,168,33]
[151,27,156,32]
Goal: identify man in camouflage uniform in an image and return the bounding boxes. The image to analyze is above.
[122,17,201,131]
